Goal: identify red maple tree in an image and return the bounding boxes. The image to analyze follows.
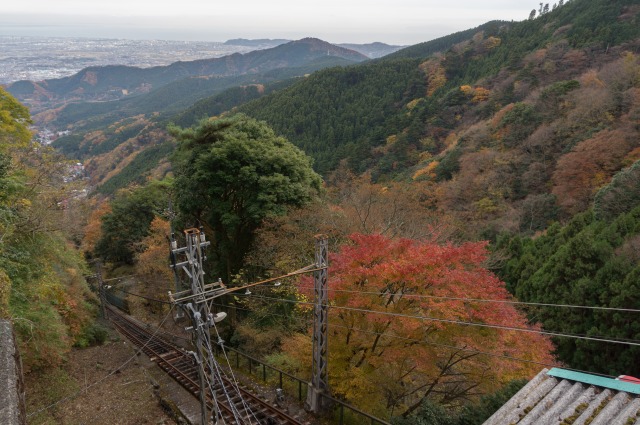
[296,233,554,417]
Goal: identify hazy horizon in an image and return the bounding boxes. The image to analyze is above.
[0,1,539,45]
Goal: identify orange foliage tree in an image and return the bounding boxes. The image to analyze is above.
[81,199,111,255]
[552,127,636,214]
[131,217,174,317]
[135,216,173,283]
[295,234,554,418]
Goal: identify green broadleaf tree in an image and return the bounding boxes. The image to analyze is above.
[95,180,172,264]
[170,114,322,282]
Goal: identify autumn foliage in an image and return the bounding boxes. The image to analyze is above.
[81,199,111,254]
[1,88,97,371]
[552,126,637,214]
[420,57,447,97]
[292,234,554,418]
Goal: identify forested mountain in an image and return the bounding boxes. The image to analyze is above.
[380,20,507,60]
[48,18,523,196]
[6,1,640,421]
[37,0,639,220]
[6,38,367,109]
[237,0,640,237]
[43,55,356,129]
[28,39,370,195]
[240,0,639,177]
[223,38,405,58]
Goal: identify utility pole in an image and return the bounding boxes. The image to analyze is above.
[168,227,227,425]
[166,200,185,320]
[169,230,327,421]
[96,261,106,319]
[306,235,330,413]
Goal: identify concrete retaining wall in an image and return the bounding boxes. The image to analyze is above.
[0,320,26,425]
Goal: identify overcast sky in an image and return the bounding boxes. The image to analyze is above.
[1,0,539,45]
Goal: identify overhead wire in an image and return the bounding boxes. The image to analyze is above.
[121,276,640,313]
[83,272,143,283]
[217,245,618,319]
[185,311,270,424]
[329,304,640,346]
[194,303,257,424]
[101,274,142,283]
[234,292,640,347]
[293,285,640,313]
[197,338,227,425]
[117,276,640,313]
[200,334,230,424]
[109,288,173,304]
[167,269,263,424]
[206,299,619,379]
[109,282,640,346]
[91,289,623,400]
[102,276,639,382]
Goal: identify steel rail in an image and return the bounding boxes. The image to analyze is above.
[106,304,303,425]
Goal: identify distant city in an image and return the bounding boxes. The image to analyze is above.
[0,36,261,84]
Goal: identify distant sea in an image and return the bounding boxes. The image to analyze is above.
[0,36,255,84]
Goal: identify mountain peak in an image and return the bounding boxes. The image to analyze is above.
[284,38,369,61]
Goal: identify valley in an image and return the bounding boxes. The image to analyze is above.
[1,1,640,424]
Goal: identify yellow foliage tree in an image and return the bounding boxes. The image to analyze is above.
[483,36,502,50]
[420,58,447,97]
[472,87,491,102]
[460,85,474,96]
[412,161,440,180]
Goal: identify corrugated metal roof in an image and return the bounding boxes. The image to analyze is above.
[483,368,640,425]
[548,368,640,395]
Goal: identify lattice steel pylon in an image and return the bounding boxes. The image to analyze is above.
[168,227,226,425]
[306,235,330,413]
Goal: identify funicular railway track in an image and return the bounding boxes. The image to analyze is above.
[106,304,304,425]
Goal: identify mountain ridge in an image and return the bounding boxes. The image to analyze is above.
[36,0,640,215]
[7,38,368,109]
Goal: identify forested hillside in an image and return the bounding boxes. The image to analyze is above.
[496,176,640,376]
[0,88,99,372]
[8,0,640,423]
[239,0,640,238]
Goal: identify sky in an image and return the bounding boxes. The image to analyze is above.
[0,0,539,45]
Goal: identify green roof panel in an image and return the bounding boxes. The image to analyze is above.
[547,368,640,395]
